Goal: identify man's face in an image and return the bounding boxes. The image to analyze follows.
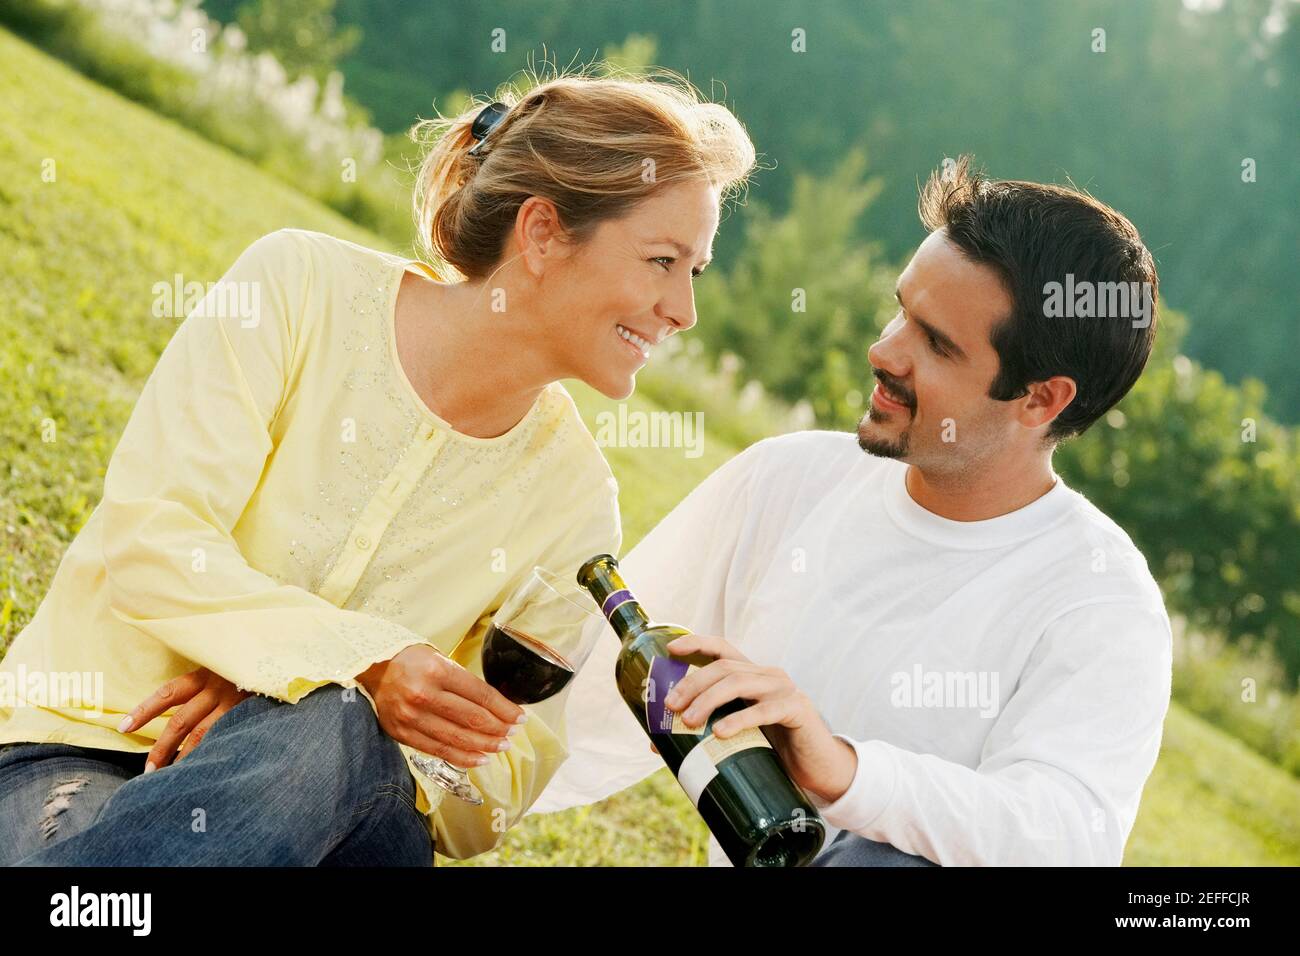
[858,228,1018,477]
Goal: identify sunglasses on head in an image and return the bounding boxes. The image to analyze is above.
[467,102,509,156]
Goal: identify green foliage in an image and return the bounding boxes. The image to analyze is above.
[0,0,412,247]
[1172,627,1300,777]
[599,33,660,75]
[316,0,1299,424]
[1056,351,1300,682]
[633,338,813,452]
[234,0,361,84]
[693,148,896,426]
[1125,704,1300,865]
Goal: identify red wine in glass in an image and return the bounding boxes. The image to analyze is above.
[482,622,576,704]
[410,565,600,806]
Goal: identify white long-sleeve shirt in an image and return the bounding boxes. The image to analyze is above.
[529,430,1172,866]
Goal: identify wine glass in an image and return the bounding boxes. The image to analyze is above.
[409,566,604,806]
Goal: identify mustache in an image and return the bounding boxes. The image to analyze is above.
[872,369,915,408]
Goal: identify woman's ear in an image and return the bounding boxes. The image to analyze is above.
[514,195,571,279]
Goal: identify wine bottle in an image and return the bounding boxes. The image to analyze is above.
[577,553,826,867]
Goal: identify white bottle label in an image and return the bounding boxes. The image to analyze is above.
[645,656,774,807]
[678,728,774,808]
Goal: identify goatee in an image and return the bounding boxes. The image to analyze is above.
[857,408,909,459]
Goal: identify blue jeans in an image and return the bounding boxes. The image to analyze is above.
[0,687,433,866]
[811,829,940,867]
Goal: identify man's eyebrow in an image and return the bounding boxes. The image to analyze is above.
[651,238,712,269]
[895,287,967,360]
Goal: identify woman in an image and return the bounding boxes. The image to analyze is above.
[0,69,755,865]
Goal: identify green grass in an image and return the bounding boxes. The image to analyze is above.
[1127,705,1300,865]
[1,26,1295,866]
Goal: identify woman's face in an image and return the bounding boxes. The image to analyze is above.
[541,179,721,400]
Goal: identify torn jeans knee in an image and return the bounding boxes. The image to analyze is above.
[38,776,92,840]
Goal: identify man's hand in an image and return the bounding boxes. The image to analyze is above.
[661,634,857,803]
[117,667,251,772]
[357,645,526,769]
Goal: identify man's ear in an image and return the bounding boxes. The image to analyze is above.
[514,195,571,280]
[1018,375,1077,431]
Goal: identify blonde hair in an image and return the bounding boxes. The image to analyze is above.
[409,66,757,281]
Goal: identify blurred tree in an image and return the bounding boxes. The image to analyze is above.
[600,33,658,75]
[233,0,361,85]
[300,0,1297,422]
[1056,320,1300,684]
[693,147,896,425]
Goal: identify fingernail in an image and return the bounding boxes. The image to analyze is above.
[144,761,156,774]
[506,724,521,737]
[117,715,133,733]
[475,755,490,766]
[515,713,529,724]
[497,740,512,752]
[665,694,680,708]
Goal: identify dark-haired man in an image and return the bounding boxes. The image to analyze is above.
[530,157,1172,867]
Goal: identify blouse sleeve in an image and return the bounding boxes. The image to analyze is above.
[527,440,767,816]
[99,229,434,704]
[430,470,624,859]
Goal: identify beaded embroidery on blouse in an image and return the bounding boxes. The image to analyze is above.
[277,245,578,631]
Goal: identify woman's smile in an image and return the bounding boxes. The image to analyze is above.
[615,323,653,361]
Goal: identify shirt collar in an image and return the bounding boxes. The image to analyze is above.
[879,459,1074,550]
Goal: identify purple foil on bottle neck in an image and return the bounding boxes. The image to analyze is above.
[601,589,633,618]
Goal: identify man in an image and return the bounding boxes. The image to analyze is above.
[529,156,1172,867]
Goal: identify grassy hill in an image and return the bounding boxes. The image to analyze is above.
[1,26,1295,866]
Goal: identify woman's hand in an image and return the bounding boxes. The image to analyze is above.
[660,634,858,803]
[357,644,527,769]
[118,667,251,772]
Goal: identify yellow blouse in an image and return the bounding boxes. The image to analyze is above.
[0,228,622,859]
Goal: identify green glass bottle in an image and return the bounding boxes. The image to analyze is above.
[577,553,827,867]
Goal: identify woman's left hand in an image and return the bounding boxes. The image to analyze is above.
[118,667,251,772]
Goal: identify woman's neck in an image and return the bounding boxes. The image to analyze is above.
[394,270,557,438]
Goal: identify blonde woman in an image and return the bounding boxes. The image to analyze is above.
[0,71,755,866]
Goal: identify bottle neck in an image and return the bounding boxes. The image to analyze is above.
[577,554,652,641]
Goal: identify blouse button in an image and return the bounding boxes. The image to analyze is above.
[355,534,371,551]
